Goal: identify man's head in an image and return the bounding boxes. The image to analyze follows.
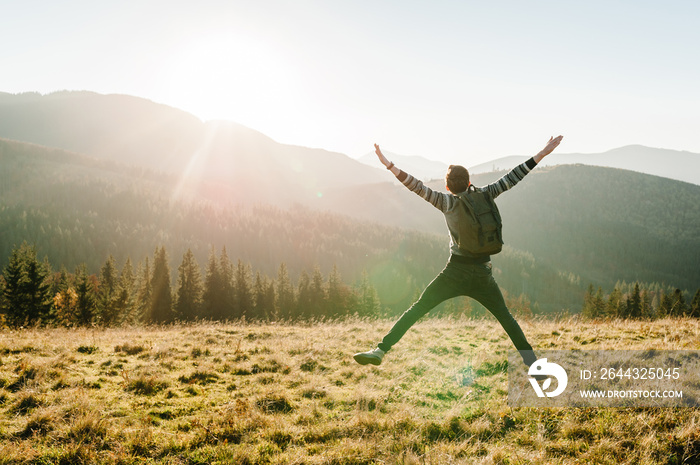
[446,165,470,193]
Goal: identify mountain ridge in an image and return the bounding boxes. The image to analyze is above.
[0,91,387,206]
[357,151,449,181]
[358,144,700,186]
[1,90,699,308]
[4,90,699,186]
[468,145,700,186]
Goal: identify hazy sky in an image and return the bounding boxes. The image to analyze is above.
[3,0,699,166]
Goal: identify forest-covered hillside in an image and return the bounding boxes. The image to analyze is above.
[495,164,700,289]
[1,91,698,316]
[321,165,700,292]
[0,138,584,315]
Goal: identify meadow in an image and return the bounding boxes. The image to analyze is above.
[0,316,699,464]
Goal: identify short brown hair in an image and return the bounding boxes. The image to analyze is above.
[446,165,470,193]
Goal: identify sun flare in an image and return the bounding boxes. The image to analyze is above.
[162,33,300,126]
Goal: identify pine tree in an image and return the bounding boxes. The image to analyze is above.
[690,289,700,318]
[175,249,203,321]
[98,255,119,325]
[650,290,660,318]
[115,258,136,325]
[295,270,312,320]
[2,242,52,326]
[628,283,642,319]
[593,287,606,318]
[149,247,173,323]
[640,288,652,319]
[74,264,97,326]
[310,266,327,319]
[0,276,7,326]
[669,289,687,317]
[219,247,235,319]
[234,260,253,320]
[607,286,624,319]
[52,268,78,326]
[203,248,225,320]
[264,279,276,321]
[328,265,351,318]
[135,257,151,324]
[275,263,294,320]
[355,270,381,318]
[658,290,673,317]
[50,267,71,300]
[253,272,270,320]
[582,284,596,319]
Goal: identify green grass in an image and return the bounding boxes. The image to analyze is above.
[0,316,698,464]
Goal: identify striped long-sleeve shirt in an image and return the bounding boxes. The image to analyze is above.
[395,157,539,258]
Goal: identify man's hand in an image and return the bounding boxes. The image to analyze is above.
[375,143,400,175]
[534,135,563,163]
[374,143,392,168]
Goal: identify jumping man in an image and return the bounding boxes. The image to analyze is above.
[354,136,564,368]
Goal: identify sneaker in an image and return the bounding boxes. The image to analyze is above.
[353,348,385,366]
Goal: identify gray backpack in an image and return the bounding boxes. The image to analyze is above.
[455,187,503,256]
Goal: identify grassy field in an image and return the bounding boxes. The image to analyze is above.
[0,316,699,464]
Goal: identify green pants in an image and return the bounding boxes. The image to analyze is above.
[378,256,537,366]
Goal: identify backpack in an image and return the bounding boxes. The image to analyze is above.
[455,186,503,256]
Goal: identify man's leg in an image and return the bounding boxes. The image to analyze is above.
[377,268,461,353]
[470,266,537,367]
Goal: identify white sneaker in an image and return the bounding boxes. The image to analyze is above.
[353,348,385,366]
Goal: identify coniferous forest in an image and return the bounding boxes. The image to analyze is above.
[0,241,384,327]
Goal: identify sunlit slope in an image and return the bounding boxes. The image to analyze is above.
[0,91,386,205]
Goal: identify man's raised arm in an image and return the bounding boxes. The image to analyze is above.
[374,143,450,212]
[485,135,564,199]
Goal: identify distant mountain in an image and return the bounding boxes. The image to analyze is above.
[469,156,531,174]
[357,151,448,181]
[1,90,699,305]
[469,146,700,186]
[0,91,386,205]
[359,146,700,187]
[0,91,202,171]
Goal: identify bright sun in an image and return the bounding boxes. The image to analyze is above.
[162,33,301,126]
